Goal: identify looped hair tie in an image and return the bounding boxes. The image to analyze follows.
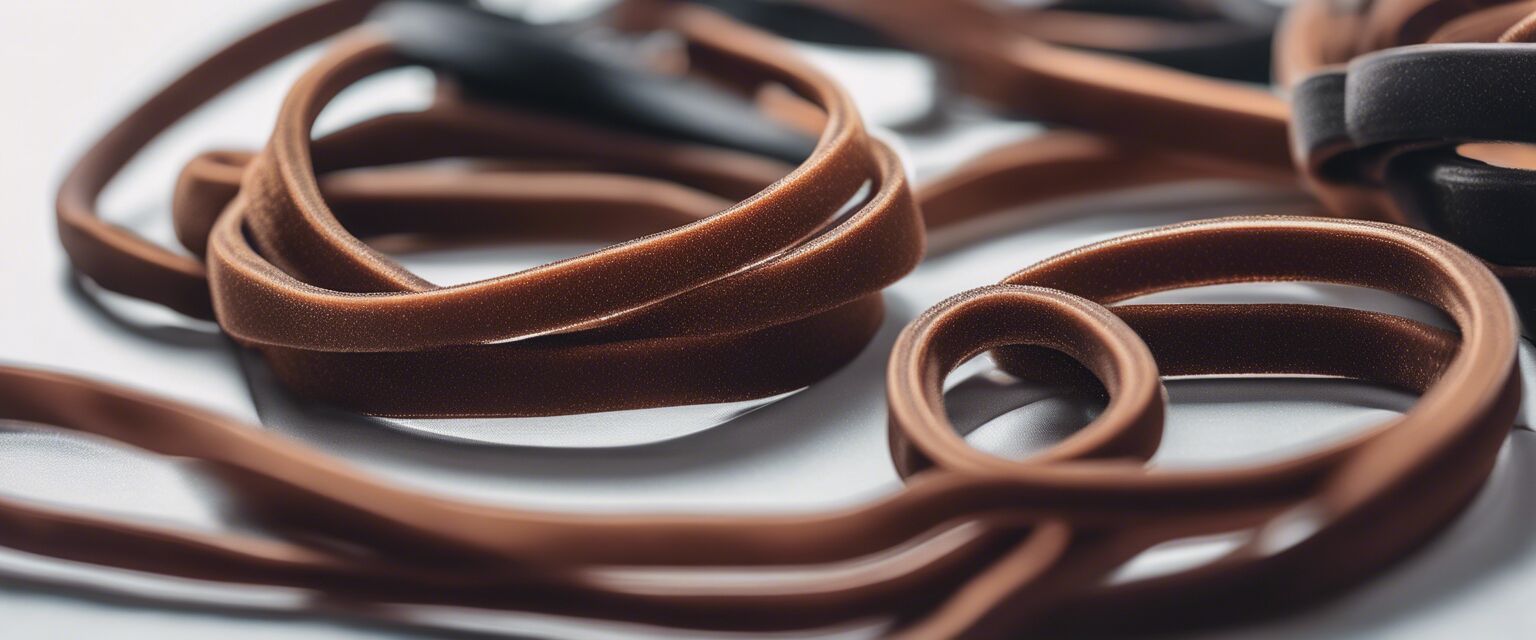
[3,216,1519,636]
[56,0,923,417]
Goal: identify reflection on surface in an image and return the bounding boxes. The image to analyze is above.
[377,391,801,448]
[944,360,1103,459]
[0,421,221,532]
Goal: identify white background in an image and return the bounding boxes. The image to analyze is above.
[0,1,1534,638]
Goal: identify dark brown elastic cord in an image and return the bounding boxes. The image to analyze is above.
[617,1,1308,241]
[916,130,1306,248]
[618,0,1307,236]
[1,216,1518,636]
[56,1,923,417]
[986,1,1279,83]
[1280,0,1536,326]
[779,0,1295,173]
[641,0,1282,82]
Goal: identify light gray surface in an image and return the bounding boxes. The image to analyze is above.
[1,1,1535,638]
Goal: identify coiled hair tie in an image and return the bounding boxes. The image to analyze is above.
[2,216,1518,636]
[56,0,923,417]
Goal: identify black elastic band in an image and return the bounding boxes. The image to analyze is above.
[1294,43,1536,266]
[374,0,816,162]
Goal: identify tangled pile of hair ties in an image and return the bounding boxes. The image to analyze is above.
[5,0,1533,636]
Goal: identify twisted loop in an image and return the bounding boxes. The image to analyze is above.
[56,0,923,417]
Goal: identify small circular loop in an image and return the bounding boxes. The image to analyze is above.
[886,284,1164,478]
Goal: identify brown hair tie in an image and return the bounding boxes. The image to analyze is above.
[2,216,1518,636]
[56,0,923,417]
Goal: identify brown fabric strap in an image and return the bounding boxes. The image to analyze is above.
[56,1,922,417]
[2,216,1519,636]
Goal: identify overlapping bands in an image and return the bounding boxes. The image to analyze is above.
[30,1,1531,635]
[56,0,923,417]
[2,216,1519,636]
